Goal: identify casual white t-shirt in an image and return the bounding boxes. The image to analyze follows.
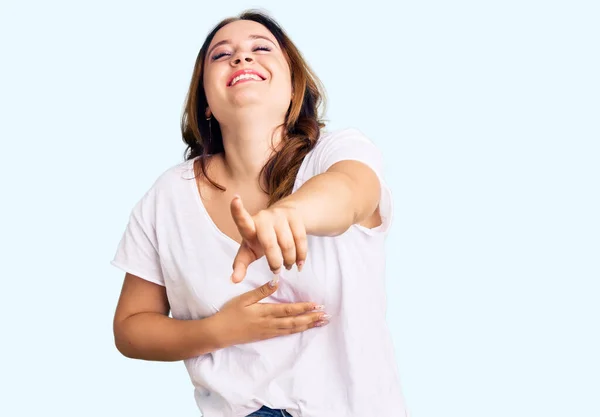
[111,128,408,417]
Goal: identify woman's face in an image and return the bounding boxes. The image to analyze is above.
[203,20,293,124]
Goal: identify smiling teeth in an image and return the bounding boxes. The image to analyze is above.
[231,73,262,86]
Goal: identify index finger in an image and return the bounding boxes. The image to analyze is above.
[230,195,256,240]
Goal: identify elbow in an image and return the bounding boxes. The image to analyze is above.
[114,332,135,359]
[113,320,140,359]
[347,179,381,226]
[338,172,371,227]
[114,338,136,359]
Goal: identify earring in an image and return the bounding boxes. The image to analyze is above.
[206,115,212,143]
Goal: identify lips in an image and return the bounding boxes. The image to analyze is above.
[227,69,266,87]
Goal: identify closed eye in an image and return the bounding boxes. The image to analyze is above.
[254,45,271,52]
[211,45,272,61]
[211,52,229,61]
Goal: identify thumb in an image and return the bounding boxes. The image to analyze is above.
[231,242,257,283]
[239,277,279,306]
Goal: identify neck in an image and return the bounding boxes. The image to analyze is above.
[218,113,284,186]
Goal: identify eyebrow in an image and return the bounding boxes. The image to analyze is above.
[207,34,278,58]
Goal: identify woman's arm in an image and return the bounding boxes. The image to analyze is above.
[113,273,326,361]
[229,159,384,281]
[273,160,382,237]
[113,273,222,361]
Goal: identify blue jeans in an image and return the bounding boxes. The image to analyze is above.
[247,405,293,416]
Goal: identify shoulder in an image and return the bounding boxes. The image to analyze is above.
[310,127,379,161]
[302,127,384,175]
[314,127,371,149]
[129,158,196,213]
[147,158,196,195]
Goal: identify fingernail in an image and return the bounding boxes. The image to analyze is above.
[297,261,304,272]
[273,267,281,275]
[230,274,236,283]
[313,304,325,311]
[269,274,280,287]
[233,194,240,199]
[315,319,329,327]
[321,313,332,320]
[285,264,292,271]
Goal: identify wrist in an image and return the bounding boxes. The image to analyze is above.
[191,313,230,355]
[206,312,234,350]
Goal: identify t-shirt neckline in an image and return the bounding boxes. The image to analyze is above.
[187,157,241,250]
[185,146,312,250]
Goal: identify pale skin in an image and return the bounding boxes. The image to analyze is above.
[113,20,382,362]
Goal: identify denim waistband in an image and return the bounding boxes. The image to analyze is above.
[246,405,293,416]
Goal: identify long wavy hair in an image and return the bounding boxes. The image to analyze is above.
[180,10,327,206]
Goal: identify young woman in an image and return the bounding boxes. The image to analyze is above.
[111,10,408,417]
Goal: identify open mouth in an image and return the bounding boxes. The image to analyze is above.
[227,70,266,87]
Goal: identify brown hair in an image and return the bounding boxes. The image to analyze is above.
[180,9,327,206]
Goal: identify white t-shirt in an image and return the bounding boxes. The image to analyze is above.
[111,128,408,417]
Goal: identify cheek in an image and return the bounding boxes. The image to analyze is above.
[202,69,223,104]
[274,63,293,94]
[202,72,212,99]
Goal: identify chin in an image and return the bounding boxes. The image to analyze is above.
[231,99,290,113]
[230,99,265,110]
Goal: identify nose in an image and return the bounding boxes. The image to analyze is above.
[231,53,254,66]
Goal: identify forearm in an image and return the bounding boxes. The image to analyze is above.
[114,312,226,362]
[275,170,378,236]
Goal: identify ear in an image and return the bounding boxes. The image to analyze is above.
[205,107,212,119]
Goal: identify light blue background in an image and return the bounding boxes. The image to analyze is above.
[1,1,598,416]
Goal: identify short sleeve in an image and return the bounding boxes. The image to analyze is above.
[110,186,165,286]
[314,128,394,235]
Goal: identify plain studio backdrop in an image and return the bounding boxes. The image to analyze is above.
[0,1,598,416]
